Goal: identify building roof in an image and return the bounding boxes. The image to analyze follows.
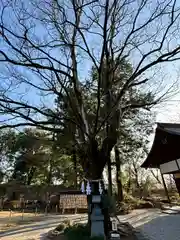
[141,122,180,168]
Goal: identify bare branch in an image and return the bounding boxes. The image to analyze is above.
[0,0,180,177]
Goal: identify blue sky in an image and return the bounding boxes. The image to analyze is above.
[0,0,180,132]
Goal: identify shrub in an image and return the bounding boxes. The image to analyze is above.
[55,223,66,232]
[116,201,133,215]
[62,219,72,227]
[64,224,90,240]
[64,224,104,240]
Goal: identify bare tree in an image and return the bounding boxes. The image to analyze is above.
[150,169,162,185]
[1,0,180,234]
[0,0,179,177]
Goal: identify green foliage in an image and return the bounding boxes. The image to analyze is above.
[10,129,50,184]
[0,130,17,182]
[0,59,155,185]
[0,0,175,189]
[55,223,66,232]
[90,237,104,240]
[0,127,80,186]
[51,57,155,181]
[114,109,155,192]
[0,170,4,183]
[64,224,104,240]
[62,219,72,227]
[64,224,90,240]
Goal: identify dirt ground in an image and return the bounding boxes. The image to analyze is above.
[0,210,44,231]
[0,210,138,240]
[2,209,171,240]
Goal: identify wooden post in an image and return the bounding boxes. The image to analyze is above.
[173,174,180,196]
[0,197,3,211]
[45,205,48,216]
[22,209,24,221]
[55,205,58,214]
[74,196,77,214]
[75,206,77,214]
[9,209,12,222]
[160,171,171,203]
[35,207,38,216]
[62,206,65,214]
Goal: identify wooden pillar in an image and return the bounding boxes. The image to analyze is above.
[173,173,180,196]
[160,171,171,203]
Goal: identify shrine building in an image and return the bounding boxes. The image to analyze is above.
[141,122,180,197]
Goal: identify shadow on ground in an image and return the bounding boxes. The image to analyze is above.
[136,214,180,240]
[2,209,180,240]
[0,221,59,237]
[0,215,87,238]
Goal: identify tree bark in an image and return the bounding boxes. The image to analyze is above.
[27,167,36,185]
[46,131,55,185]
[72,148,78,189]
[127,165,132,193]
[134,171,140,189]
[150,170,162,185]
[46,158,53,185]
[46,169,52,185]
[115,145,123,202]
[107,153,113,196]
[81,143,112,237]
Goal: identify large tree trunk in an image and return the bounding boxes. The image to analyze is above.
[72,148,78,189]
[27,167,36,185]
[107,153,113,196]
[46,132,55,185]
[115,145,123,202]
[127,165,132,193]
[86,181,100,228]
[135,171,140,189]
[46,171,52,185]
[46,159,53,185]
[80,139,114,237]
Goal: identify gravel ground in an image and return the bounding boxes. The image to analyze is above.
[137,214,180,240]
[0,214,87,240]
[1,208,180,240]
[118,207,180,240]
